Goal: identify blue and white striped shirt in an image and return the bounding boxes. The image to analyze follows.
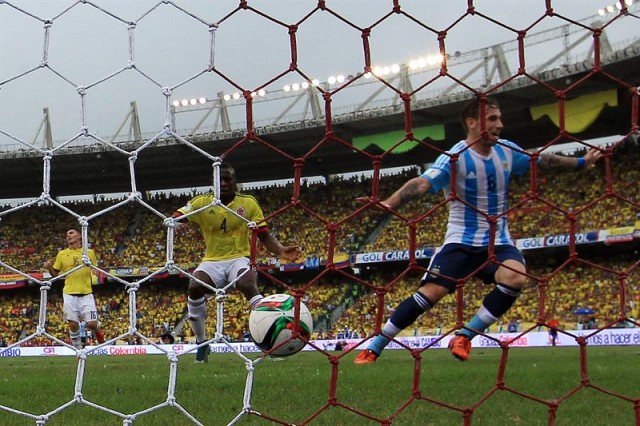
[421,139,530,247]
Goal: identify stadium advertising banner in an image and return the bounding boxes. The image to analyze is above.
[5,329,637,358]
[353,248,435,264]
[604,226,636,245]
[515,231,600,251]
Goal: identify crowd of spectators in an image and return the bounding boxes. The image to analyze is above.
[0,141,638,346]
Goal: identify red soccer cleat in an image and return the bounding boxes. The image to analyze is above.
[448,335,471,361]
[354,349,379,365]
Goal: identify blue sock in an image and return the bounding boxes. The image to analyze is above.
[458,283,521,340]
[366,322,399,355]
[458,309,496,340]
[367,292,433,355]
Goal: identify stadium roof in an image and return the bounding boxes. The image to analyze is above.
[0,53,638,199]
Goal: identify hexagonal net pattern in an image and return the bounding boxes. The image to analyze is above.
[0,1,639,425]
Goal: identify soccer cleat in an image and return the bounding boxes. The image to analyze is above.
[354,349,379,364]
[95,329,105,344]
[195,341,211,363]
[449,335,471,361]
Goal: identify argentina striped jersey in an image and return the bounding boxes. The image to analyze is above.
[420,139,530,246]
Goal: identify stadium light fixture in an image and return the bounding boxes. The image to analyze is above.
[172,100,180,107]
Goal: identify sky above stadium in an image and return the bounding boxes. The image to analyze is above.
[0,0,636,149]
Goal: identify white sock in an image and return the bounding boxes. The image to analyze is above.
[188,296,207,342]
[70,330,82,349]
[249,294,263,309]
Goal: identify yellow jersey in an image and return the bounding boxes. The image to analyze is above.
[177,193,267,261]
[52,247,98,295]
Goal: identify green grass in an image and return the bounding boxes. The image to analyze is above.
[0,346,639,425]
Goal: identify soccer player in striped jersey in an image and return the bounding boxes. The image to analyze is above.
[44,228,105,349]
[355,97,602,364]
[173,162,301,363]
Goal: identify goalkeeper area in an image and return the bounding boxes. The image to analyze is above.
[1,346,638,425]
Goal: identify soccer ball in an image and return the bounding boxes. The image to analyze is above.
[249,294,313,357]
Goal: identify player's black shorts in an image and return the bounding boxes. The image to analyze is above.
[421,243,525,293]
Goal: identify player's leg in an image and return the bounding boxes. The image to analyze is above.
[187,265,218,362]
[63,294,83,349]
[355,244,466,364]
[82,295,105,344]
[355,281,449,364]
[68,320,82,349]
[230,257,263,309]
[452,246,527,361]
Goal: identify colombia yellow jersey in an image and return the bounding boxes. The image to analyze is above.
[177,193,267,261]
[53,247,98,295]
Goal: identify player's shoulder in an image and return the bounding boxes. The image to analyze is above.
[447,140,468,154]
[497,139,523,150]
[234,192,260,205]
[185,193,213,208]
[190,192,213,203]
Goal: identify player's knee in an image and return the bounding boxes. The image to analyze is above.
[236,278,259,298]
[68,321,80,332]
[498,270,527,289]
[188,281,205,299]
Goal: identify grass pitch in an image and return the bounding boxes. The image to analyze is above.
[0,346,638,425]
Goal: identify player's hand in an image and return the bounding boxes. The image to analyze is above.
[583,147,602,168]
[280,246,302,262]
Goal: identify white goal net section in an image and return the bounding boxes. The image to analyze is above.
[1,0,639,425]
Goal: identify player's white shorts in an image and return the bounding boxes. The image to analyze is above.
[195,257,251,289]
[63,294,99,323]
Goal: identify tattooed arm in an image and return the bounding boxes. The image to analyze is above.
[538,147,602,171]
[379,176,432,210]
